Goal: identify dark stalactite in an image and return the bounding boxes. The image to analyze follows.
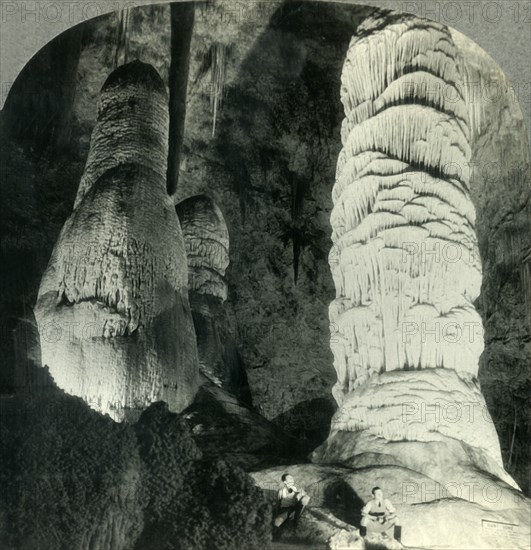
[167,2,195,195]
[113,9,131,68]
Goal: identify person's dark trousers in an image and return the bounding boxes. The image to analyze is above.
[272,505,295,540]
[273,500,308,539]
[293,499,308,524]
[394,525,402,542]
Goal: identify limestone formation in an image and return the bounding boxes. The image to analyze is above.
[320,11,505,470]
[176,195,229,301]
[176,196,252,404]
[329,14,482,404]
[310,11,529,548]
[34,61,199,421]
[74,60,169,209]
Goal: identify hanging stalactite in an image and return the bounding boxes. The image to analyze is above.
[113,8,131,69]
[210,42,227,138]
[167,1,195,195]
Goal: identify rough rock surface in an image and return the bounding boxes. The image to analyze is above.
[305,11,530,550]
[34,61,199,421]
[176,195,229,300]
[176,195,252,403]
[275,507,365,550]
[253,464,530,549]
[182,376,293,470]
[327,529,365,550]
[0,364,145,550]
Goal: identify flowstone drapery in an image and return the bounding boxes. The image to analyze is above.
[34,61,199,421]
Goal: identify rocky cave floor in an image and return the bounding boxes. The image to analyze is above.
[2,326,529,550]
[180,380,398,549]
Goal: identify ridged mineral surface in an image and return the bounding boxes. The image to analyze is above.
[329,15,482,403]
[310,12,529,549]
[34,61,199,421]
[177,196,252,404]
[176,195,229,301]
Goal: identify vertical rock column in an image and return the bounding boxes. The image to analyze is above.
[176,195,230,301]
[176,195,252,405]
[314,14,519,491]
[329,14,482,404]
[34,61,200,421]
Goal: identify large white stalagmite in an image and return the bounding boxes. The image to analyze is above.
[313,12,521,498]
[34,61,200,421]
[329,15,483,405]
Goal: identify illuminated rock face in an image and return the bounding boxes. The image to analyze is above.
[176,195,229,301]
[176,196,252,404]
[34,61,199,421]
[314,11,521,500]
[329,14,482,405]
[74,61,169,210]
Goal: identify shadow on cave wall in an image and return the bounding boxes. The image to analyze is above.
[273,397,336,454]
[0,24,87,392]
[322,479,365,526]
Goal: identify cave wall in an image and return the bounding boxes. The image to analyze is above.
[0,25,85,391]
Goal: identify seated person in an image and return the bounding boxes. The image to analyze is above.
[360,486,401,542]
[273,473,311,534]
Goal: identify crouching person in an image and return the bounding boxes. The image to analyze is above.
[360,487,401,542]
[272,473,311,539]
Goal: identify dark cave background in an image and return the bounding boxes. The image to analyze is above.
[0,0,529,496]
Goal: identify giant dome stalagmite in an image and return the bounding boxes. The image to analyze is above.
[34,60,200,422]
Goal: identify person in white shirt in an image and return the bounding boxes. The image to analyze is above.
[272,473,311,536]
[360,486,401,542]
